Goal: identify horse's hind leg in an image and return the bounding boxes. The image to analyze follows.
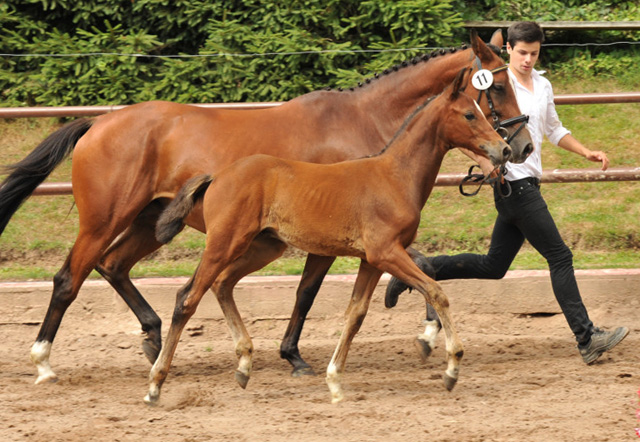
[210,233,287,387]
[95,200,168,363]
[326,260,382,403]
[31,230,118,384]
[281,253,336,377]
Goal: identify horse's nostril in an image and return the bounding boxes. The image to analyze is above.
[503,146,512,160]
[523,143,533,158]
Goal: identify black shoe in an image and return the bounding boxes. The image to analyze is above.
[579,326,629,364]
[384,255,436,308]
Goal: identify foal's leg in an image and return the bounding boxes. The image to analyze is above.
[95,201,168,363]
[326,260,383,403]
[146,224,259,404]
[384,247,442,361]
[281,254,336,377]
[211,233,287,388]
[370,245,463,392]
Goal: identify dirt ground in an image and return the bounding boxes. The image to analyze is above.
[0,270,638,442]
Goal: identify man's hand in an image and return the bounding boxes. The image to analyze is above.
[585,150,609,171]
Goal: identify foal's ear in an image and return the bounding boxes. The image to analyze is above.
[448,68,468,101]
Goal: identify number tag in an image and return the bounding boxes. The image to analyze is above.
[471,69,494,90]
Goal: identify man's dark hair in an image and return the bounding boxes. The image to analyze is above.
[507,21,545,47]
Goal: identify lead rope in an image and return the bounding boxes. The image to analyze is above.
[459,164,512,198]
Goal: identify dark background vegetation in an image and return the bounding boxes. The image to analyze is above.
[1,0,639,106]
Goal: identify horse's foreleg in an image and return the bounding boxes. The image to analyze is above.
[372,245,463,392]
[325,260,382,404]
[96,202,168,363]
[211,233,287,388]
[416,303,442,362]
[384,247,442,361]
[281,254,336,377]
[31,231,113,384]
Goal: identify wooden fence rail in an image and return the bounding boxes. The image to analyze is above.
[2,91,639,195]
[1,93,640,119]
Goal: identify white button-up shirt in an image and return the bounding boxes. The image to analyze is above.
[505,68,571,180]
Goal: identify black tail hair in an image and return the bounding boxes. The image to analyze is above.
[156,174,214,244]
[0,118,93,235]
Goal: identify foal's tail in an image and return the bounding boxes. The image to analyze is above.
[156,174,214,244]
[0,118,93,235]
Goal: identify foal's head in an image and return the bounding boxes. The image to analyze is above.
[439,69,512,166]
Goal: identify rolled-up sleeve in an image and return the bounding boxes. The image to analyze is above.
[544,83,571,146]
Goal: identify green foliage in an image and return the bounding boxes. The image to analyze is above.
[1,0,462,105]
[2,1,638,106]
[460,0,640,26]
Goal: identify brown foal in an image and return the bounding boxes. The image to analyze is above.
[147,69,512,405]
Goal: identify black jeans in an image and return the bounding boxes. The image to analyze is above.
[431,177,593,345]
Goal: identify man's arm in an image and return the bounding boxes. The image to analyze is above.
[557,134,609,170]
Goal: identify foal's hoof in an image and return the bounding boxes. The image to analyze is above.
[144,386,160,406]
[144,393,159,406]
[443,373,458,391]
[414,338,433,363]
[142,339,161,364]
[291,366,316,378]
[235,370,250,389]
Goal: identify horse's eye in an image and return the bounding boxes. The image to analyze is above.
[465,112,475,121]
[493,83,505,92]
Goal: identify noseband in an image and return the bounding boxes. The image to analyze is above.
[459,57,529,198]
[474,56,529,144]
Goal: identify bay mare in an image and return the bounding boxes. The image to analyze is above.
[148,70,512,404]
[0,30,532,385]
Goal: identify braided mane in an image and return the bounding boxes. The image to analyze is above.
[330,42,501,92]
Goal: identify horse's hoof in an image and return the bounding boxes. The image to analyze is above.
[414,338,433,363]
[443,373,458,391]
[291,366,316,378]
[235,370,250,389]
[144,385,160,406]
[144,393,159,406]
[34,373,58,385]
[142,339,161,364]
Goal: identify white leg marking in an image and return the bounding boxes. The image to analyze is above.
[446,357,460,381]
[417,319,440,351]
[237,353,252,379]
[325,362,344,404]
[30,341,58,384]
[145,361,162,405]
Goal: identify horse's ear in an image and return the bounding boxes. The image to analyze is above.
[470,28,491,61]
[490,29,503,48]
[449,68,467,101]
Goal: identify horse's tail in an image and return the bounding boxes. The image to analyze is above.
[0,118,94,235]
[156,174,214,244]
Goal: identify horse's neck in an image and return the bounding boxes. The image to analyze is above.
[355,49,473,137]
[293,48,474,142]
[381,100,448,207]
